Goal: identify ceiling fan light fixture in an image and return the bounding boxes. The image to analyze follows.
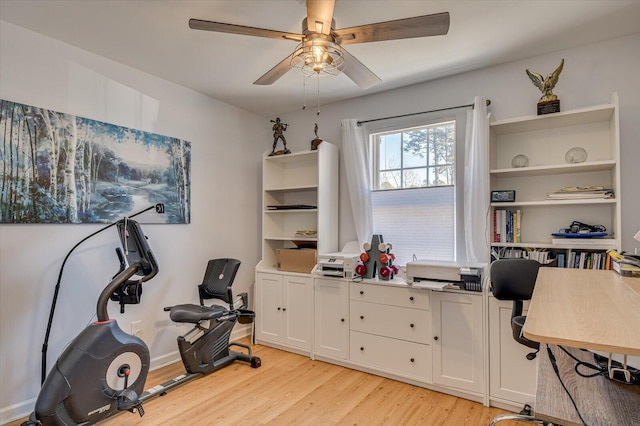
[291,35,345,78]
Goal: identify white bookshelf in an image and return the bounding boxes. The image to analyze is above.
[257,143,339,272]
[488,93,621,255]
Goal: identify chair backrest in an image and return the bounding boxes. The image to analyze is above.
[490,258,540,301]
[198,258,241,306]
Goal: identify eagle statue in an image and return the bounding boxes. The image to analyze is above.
[526,59,564,103]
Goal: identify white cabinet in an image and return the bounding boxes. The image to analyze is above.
[255,271,312,352]
[431,291,484,394]
[488,297,537,408]
[258,142,339,271]
[348,282,432,382]
[314,278,349,360]
[488,94,621,258]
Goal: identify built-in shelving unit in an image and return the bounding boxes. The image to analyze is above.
[488,93,621,257]
[257,142,339,272]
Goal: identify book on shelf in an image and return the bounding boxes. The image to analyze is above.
[493,209,522,243]
[545,185,613,200]
[563,249,612,270]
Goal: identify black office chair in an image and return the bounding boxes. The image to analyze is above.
[491,258,541,360]
[489,258,550,426]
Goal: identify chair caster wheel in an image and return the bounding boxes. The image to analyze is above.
[251,357,262,368]
[519,404,532,416]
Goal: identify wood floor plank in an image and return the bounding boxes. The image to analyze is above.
[7,340,522,425]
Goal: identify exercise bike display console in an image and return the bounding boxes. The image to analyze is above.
[23,209,261,426]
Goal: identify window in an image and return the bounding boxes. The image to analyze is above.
[367,113,466,265]
[372,121,456,190]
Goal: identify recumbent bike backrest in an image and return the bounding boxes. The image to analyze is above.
[198,258,241,307]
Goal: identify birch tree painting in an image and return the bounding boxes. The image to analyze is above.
[0,99,191,223]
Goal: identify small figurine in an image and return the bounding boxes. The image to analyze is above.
[310,123,322,151]
[269,117,290,156]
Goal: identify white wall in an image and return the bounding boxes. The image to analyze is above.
[0,21,266,423]
[278,33,640,254]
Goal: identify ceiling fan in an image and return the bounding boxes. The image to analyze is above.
[189,0,450,90]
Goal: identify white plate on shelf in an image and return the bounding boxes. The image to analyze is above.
[565,147,588,163]
[511,154,529,168]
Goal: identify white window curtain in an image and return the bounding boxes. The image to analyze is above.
[341,118,373,246]
[464,96,489,263]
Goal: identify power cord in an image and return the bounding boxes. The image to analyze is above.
[558,345,639,384]
[546,345,588,426]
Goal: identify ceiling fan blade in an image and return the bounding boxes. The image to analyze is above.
[253,49,302,85]
[334,12,450,45]
[189,19,303,41]
[306,0,335,34]
[341,47,382,90]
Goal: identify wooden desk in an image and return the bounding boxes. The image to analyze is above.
[522,268,640,425]
[524,268,640,356]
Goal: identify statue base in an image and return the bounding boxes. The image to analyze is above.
[537,99,560,115]
[269,149,291,157]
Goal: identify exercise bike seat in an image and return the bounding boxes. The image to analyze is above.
[169,304,227,324]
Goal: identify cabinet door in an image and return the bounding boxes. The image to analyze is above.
[282,275,312,349]
[314,278,349,359]
[489,297,537,405]
[432,292,484,393]
[256,272,283,341]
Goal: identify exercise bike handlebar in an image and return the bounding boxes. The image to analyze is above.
[97,263,146,322]
[97,218,159,321]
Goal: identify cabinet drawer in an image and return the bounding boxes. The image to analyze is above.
[350,331,432,382]
[350,300,430,344]
[350,282,430,310]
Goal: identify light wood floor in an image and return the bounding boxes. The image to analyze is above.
[9,340,523,425]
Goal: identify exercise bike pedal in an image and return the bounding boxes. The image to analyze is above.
[117,389,145,417]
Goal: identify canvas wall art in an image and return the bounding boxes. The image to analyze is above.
[0,99,191,224]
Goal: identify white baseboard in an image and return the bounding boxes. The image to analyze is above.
[1,398,36,425]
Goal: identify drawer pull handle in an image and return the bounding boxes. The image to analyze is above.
[434,336,439,341]
[277,307,281,311]
[410,323,414,328]
[360,291,364,295]
[360,315,364,320]
[410,296,414,301]
[410,358,415,363]
[360,347,364,351]
[341,318,345,322]
[282,308,286,312]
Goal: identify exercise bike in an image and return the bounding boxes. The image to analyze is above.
[23,208,261,426]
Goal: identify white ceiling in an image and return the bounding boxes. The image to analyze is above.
[1,0,639,117]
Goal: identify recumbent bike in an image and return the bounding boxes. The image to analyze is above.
[23,213,260,426]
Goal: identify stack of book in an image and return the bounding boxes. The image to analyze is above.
[546,185,613,200]
[294,229,317,238]
[493,209,522,243]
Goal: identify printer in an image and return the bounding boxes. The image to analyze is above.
[405,260,486,292]
[313,241,361,279]
[315,254,359,278]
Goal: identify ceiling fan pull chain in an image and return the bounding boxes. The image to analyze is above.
[317,76,321,116]
[302,75,307,110]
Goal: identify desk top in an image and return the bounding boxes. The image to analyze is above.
[523,268,640,356]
